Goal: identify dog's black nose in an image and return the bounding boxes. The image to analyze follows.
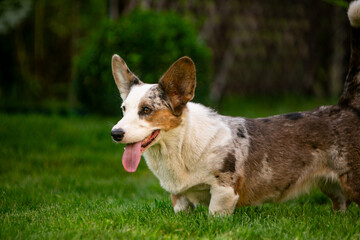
[111,128,125,142]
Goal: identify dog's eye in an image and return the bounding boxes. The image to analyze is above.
[142,106,152,115]
[122,106,126,112]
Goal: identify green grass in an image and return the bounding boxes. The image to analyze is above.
[1,96,359,239]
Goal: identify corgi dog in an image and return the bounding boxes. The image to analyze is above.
[111,1,360,215]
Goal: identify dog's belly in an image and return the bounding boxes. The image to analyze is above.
[237,166,340,206]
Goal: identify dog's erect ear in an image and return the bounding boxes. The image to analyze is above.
[112,54,143,100]
[158,56,196,116]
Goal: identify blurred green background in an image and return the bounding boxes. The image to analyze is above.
[0,0,351,115]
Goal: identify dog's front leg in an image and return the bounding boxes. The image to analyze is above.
[209,185,239,216]
[171,194,193,213]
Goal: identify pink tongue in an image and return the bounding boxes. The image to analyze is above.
[122,141,142,172]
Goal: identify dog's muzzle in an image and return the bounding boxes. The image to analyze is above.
[111,128,125,142]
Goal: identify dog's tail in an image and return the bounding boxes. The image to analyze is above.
[338,1,360,110]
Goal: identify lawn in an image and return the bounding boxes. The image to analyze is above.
[1,96,359,239]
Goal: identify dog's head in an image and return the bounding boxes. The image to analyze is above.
[111,54,196,172]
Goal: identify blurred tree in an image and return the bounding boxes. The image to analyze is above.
[0,0,32,105]
[0,0,352,113]
[0,0,107,111]
[322,0,349,97]
[107,0,350,101]
[109,0,119,19]
[75,10,212,115]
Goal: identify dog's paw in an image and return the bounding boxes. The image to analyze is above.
[208,185,238,216]
[171,194,194,213]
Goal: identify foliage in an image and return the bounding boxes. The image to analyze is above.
[75,10,212,115]
[0,0,108,111]
[0,0,350,114]
[1,97,360,239]
[321,0,349,8]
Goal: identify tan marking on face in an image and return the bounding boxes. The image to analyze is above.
[144,109,183,131]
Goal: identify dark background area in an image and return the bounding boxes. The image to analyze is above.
[0,0,351,115]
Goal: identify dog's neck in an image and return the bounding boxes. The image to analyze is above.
[143,102,232,193]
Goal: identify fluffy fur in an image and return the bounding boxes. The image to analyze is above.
[111,2,360,215]
[349,0,360,27]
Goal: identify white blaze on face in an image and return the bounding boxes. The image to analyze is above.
[112,84,156,143]
[112,83,161,173]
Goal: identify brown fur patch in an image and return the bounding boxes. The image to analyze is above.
[221,153,236,173]
[158,57,196,116]
[144,109,182,131]
[234,176,244,195]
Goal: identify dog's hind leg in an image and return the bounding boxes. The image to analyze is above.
[318,178,350,213]
[339,171,360,208]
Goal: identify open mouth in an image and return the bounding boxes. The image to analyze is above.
[140,130,160,152]
[122,130,160,173]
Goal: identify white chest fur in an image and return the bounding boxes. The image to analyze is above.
[143,103,233,195]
